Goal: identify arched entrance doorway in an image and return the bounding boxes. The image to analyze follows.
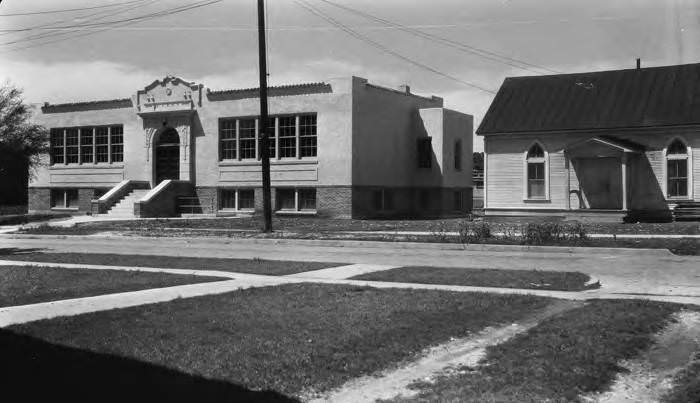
[155,127,180,183]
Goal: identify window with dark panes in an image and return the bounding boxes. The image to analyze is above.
[667,139,689,198]
[219,119,237,160]
[276,188,296,210]
[80,128,94,163]
[279,116,296,158]
[298,188,316,210]
[417,138,432,168]
[95,127,109,163]
[526,143,546,199]
[239,119,256,159]
[65,128,79,163]
[299,114,317,157]
[238,189,255,209]
[454,140,462,170]
[50,129,64,164]
[110,126,123,162]
[219,189,236,209]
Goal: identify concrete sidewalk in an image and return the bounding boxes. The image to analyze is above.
[1,258,698,328]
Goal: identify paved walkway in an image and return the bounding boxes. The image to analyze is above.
[286,263,400,279]
[3,235,699,297]
[1,255,699,328]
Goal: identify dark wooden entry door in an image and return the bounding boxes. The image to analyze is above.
[577,157,622,209]
[155,128,180,183]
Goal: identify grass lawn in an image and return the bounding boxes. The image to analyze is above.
[352,266,598,291]
[0,251,341,276]
[6,284,552,400]
[0,265,224,307]
[395,299,684,403]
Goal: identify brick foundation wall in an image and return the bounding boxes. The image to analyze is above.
[352,186,473,219]
[194,187,217,214]
[28,188,51,213]
[317,187,352,218]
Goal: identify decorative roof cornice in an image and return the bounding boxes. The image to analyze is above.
[41,98,133,114]
[207,82,332,101]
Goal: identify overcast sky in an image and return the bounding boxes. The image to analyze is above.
[1,0,698,151]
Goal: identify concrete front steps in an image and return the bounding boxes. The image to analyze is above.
[102,189,150,218]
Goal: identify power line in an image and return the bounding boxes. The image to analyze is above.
[294,0,495,94]
[1,0,223,53]
[0,0,147,17]
[314,0,561,75]
[1,0,159,45]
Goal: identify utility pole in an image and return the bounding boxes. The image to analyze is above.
[257,0,272,232]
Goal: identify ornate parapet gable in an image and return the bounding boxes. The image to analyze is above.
[135,75,203,114]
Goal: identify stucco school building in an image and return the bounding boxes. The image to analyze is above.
[478,62,700,221]
[29,75,473,219]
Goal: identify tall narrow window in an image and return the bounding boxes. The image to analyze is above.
[299,114,317,157]
[526,143,546,199]
[50,129,65,164]
[279,116,296,158]
[266,117,276,159]
[239,119,256,159]
[454,140,462,170]
[220,119,237,160]
[667,139,689,198]
[417,138,432,168]
[95,127,109,163]
[110,126,123,163]
[80,128,94,163]
[65,128,79,164]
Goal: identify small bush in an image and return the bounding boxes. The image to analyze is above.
[457,221,492,244]
[521,222,588,245]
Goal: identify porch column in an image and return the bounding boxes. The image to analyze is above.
[621,153,628,210]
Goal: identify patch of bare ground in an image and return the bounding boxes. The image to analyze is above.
[305,299,582,403]
[581,310,700,403]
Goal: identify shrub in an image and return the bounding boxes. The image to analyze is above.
[521,222,588,245]
[457,220,492,244]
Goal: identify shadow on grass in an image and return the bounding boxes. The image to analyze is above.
[0,329,298,402]
[0,247,46,256]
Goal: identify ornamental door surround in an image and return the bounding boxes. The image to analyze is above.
[136,75,202,186]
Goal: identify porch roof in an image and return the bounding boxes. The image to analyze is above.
[566,136,645,154]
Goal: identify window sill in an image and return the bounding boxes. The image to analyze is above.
[523,198,550,203]
[218,208,255,212]
[50,163,124,170]
[219,159,318,167]
[275,210,317,216]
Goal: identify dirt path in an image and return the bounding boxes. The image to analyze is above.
[581,310,700,403]
[306,300,582,403]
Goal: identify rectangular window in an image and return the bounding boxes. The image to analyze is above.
[298,188,316,210]
[299,114,317,157]
[668,160,688,197]
[265,117,276,159]
[417,138,432,168]
[220,119,237,160]
[110,126,124,163]
[219,189,236,209]
[95,127,109,163]
[276,188,296,210]
[80,128,94,163]
[50,189,78,209]
[454,140,462,170]
[238,189,255,210]
[239,119,256,159]
[279,116,296,158]
[50,129,65,164]
[65,128,79,164]
[527,162,546,198]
